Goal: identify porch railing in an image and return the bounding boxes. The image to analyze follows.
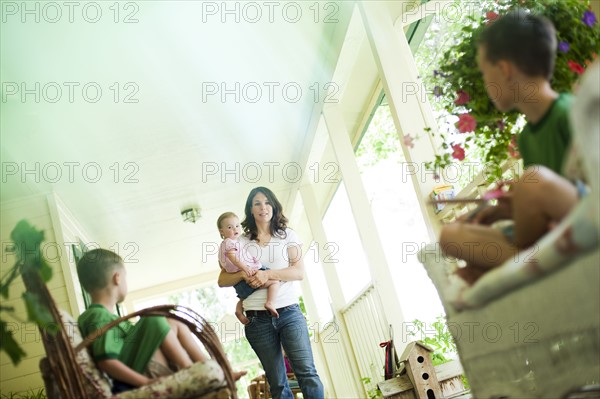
[340,284,389,391]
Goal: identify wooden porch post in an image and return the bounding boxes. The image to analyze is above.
[300,183,364,398]
[322,103,407,351]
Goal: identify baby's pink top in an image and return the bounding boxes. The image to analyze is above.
[220,238,261,273]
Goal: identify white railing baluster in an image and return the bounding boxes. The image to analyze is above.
[341,284,389,391]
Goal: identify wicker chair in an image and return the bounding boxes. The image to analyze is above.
[22,268,238,399]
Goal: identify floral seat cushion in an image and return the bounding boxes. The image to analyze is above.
[118,360,226,399]
[58,310,227,399]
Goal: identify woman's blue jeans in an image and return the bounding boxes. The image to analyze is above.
[245,304,324,399]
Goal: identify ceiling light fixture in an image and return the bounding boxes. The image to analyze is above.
[181,207,201,223]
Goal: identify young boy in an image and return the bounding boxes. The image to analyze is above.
[439,10,580,283]
[76,248,208,392]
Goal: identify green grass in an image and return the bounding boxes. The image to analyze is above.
[0,388,46,399]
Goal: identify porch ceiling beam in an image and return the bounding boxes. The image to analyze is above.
[125,269,220,309]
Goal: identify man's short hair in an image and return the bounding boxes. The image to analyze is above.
[478,9,557,80]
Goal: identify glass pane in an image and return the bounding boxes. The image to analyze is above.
[71,243,91,309]
[322,181,371,303]
[304,240,333,323]
[357,104,444,323]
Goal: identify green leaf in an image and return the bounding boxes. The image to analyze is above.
[1,320,27,365]
[0,265,20,299]
[23,292,55,331]
[39,260,53,283]
[10,220,45,272]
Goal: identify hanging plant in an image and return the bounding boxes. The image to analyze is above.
[426,0,599,180]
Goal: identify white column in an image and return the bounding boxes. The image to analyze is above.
[322,104,407,348]
[300,183,364,398]
[359,0,445,240]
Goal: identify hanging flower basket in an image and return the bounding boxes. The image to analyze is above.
[427,0,599,180]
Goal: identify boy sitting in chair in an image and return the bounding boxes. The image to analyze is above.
[77,248,214,393]
[439,10,581,284]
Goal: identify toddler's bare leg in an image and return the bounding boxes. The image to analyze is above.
[262,280,280,317]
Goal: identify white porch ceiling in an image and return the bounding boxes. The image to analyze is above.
[1,1,357,292]
[1,1,414,294]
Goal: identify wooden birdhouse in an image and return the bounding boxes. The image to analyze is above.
[378,340,468,398]
[398,341,443,399]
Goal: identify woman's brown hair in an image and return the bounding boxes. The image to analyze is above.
[241,186,288,242]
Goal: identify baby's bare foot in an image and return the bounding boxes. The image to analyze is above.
[233,370,248,381]
[265,302,279,318]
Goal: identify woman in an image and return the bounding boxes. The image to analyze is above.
[218,186,324,399]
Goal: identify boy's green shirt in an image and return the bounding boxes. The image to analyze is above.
[517,93,573,175]
[78,304,132,362]
[78,303,170,374]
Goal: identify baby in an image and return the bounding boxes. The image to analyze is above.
[217,212,280,324]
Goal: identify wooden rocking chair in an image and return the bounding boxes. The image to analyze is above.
[22,268,238,399]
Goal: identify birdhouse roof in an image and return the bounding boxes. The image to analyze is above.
[399,341,433,362]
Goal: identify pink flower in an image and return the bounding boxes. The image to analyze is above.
[568,60,585,75]
[455,113,477,133]
[403,134,415,149]
[454,90,470,105]
[508,135,520,159]
[486,11,499,21]
[451,144,465,161]
[485,11,499,25]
